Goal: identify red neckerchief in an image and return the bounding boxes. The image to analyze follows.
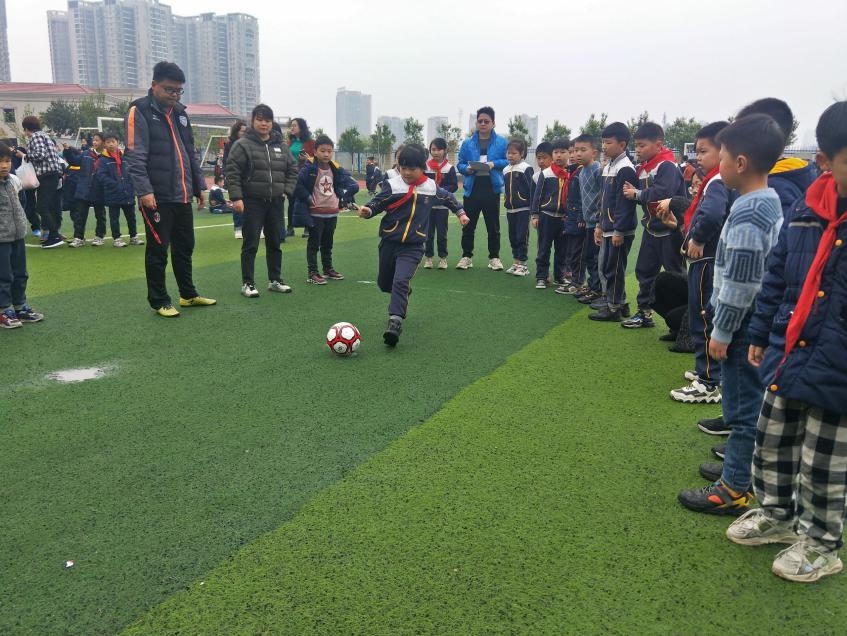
[782,172,847,361]
[683,166,720,233]
[387,173,429,211]
[111,149,123,177]
[637,146,676,178]
[427,158,447,186]
[550,163,570,210]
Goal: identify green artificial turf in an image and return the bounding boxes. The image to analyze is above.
[122,306,847,635]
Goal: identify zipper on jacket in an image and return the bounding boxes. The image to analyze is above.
[266,143,273,197]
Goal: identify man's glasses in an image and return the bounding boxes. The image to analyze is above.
[161,87,184,96]
[477,119,492,125]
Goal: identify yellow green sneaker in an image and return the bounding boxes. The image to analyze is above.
[179,296,217,307]
[156,305,180,318]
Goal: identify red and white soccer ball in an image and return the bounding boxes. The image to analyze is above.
[326,322,361,356]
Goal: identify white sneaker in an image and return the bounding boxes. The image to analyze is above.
[423,257,433,269]
[69,237,85,248]
[488,257,504,271]
[129,235,144,245]
[268,280,292,293]
[235,229,243,239]
[113,237,127,247]
[241,283,259,298]
[772,540,843,583]
[670,380,722,404]
[684,370,698,382]
[505,263,517,275]
[438,258,448,270]
[726,509,798,546]
[514,264,529,277]
[91,236,104,246]
[456,256,473,270]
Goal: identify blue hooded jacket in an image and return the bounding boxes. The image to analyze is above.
[768,158,817,218]
[457,131,508,196]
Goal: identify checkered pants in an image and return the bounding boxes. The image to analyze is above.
[752,392,847,550]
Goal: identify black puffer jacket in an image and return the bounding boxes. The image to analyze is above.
[225,128,298,201]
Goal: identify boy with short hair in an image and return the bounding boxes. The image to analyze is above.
[665,122,732,405]
[590,122,638,321]
[365,156,382,195]
[358,143,469,346]
[622,122,686,327]
[531,138,570,289]
[572,134,603,301]
[208,176,235,213]
[294,135,359,285]
[73,132,107,246]
[502,137,534,276]
[677,114,785,516]
[534,142,553,184]
[726,101,847,582]
[559,139,585,293]
[96,133,142,247]
[0,142,44,329]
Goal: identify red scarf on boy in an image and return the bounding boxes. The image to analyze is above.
[782,172,847,360]
[426,158,447,186]
[637,146,676,178]
[550,163,570,209]
[110,149,123,177]
[386,173,429,212]
[683,166,720,233]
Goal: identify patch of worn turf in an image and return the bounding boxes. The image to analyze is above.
[123,305,845,635]
[2,201,580,634]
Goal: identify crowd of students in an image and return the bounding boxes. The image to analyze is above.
[1,58,845,583]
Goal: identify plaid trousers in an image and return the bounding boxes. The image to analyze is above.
[752,392,847,551]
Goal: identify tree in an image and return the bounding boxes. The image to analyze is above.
[664,117,703,153]
[626,111,651,142]
[579,112,608,139]
[507,115,532,146]
[436,122,463,156]
[542,119,571,142]
[41,100,81,137]
[787,117,799,147]
[337,127,366,168]
[368,123,396,167]
[402,117,424,145]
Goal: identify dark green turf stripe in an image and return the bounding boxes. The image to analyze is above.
[121,303,846,635]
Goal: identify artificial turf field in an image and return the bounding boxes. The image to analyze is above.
[3,191,846,635]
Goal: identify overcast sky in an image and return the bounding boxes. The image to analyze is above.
[8,0,847,143]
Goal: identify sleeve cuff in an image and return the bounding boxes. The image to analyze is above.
[710,326,733,344]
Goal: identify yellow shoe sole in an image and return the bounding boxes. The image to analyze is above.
[178,296,217,307]
[156,306,180,318]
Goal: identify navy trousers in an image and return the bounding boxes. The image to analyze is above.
[73,200,107,239]
[563,232,585,284]
[583,228,601,292]
[506,210,530,262]
[378,239,423,319]
[535,214,566,282]
[688,259,721,388]
[601,234,634,309]
[109,203,138,239]
[0,239,28,309]
[425,208,448,258]
[634,230,684,311]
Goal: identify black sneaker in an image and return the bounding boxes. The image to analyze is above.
[621,309,655,329]
[698,416,730,436]
[589,296,608,310]
[383,317,402,347]
[699,462,724,482]
[677,481,753,516]
[579,291,603,304]
[15,305,44,323]
[41,237,64,249]
[659,331,677,342]
[588,307,622,322]
[712,444,726,460]
[620,303,632,318]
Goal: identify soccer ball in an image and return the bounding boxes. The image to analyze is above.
[326,322,361,355]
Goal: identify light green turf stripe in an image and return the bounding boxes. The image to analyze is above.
[123,299,846,635]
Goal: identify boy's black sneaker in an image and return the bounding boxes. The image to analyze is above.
[41,237,64,249]
[15,305,44,323]
[578,291,602,304]
[659,331,677,341]
[698,416,730,436]
[621,309,655,329]
[588,307,621,322]
[712,444,726,460]
[589,296,608,310]
[699,462,724,482]
[677,481,752,516]
[620,303,631,318]
[324,269,345,280]
[383,317,403,347]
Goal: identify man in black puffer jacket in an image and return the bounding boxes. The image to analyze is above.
[226,104,299,297]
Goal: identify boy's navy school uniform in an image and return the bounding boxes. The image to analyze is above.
[578,161,603,292]
[73,148,107,240]
[364,174,464,318]
[424,159,458,259]
[96,149,138,240]
[682,169,732,389]
[502,160,534,262]
[365,164,382,194]
[563,164,586,283]
[598,153,639,309]
[531,165,570,282]
[747,175,847,551]
[294,157,358,274]
[632,150,686,311]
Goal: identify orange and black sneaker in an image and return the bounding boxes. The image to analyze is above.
[677,481,753,516]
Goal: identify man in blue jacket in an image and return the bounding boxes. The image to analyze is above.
[456,106,508,271]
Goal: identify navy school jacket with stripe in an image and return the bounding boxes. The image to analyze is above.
[503,161,534,212]
[564,165,584,235]
[424,161,458,209]
[636,160,686,235]
[531,167,569,218]
[598,154,638,236]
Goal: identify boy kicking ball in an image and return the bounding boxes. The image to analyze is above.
[357,144,469,347]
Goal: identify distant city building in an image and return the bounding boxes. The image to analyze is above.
[336,87,371,138]
[46,1,259,117]
[376,115,405,151]
[517,113,539,146]
[426,116,448,144]
[0,0,10,82]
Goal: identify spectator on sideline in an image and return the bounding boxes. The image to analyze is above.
[15,116,64,248]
